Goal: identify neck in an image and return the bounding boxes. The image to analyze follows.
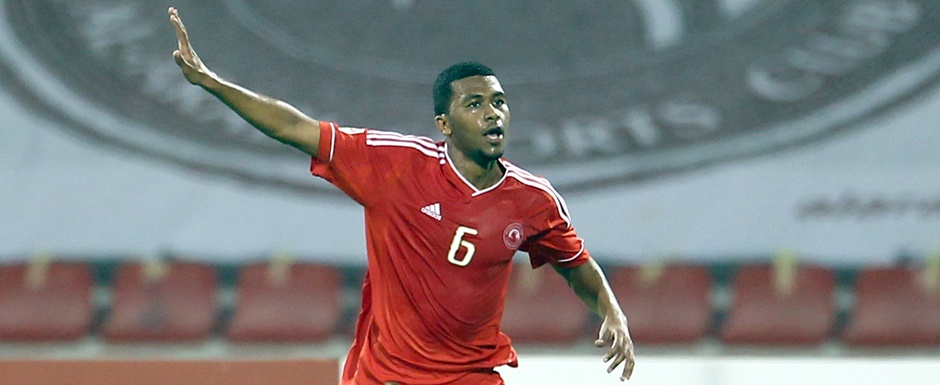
[446,145,504,190]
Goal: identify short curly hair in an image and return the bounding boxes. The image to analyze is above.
[432,62,497,116]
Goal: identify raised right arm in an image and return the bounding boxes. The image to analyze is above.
[168,7,320,156]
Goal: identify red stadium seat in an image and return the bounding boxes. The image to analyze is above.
[500,262,590,344]
[101,261,218,342]
[842,267,940,346]
[610,264,712,344]
[720,264,836,345]
[0,260,94,341]
[226,262,343,342]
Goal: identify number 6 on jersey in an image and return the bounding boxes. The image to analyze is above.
[447,226,478,266]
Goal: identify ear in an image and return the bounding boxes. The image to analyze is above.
[435,114,452,136]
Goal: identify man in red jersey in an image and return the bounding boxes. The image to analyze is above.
[169,7,634,384]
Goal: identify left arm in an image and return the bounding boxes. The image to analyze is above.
[555,258,636,381]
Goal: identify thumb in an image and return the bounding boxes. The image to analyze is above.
[173,50,185,66]
[595,328,610,346]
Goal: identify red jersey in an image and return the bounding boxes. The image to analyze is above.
[310,121,590,385]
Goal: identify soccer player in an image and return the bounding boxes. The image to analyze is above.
[169,7,635,385]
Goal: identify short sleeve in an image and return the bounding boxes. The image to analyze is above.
[519,192,591,269]
[309,121,389,207]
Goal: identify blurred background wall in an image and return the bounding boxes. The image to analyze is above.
[3,0,939,266]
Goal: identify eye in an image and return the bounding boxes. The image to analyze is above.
[494,99,506,107]
[467,101,481,108]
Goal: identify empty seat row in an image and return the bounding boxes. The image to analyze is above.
[0,261,343,343]
[0,260,938,346]
[504,262,940,347]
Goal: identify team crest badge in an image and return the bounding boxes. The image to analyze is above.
[503,223,524,250]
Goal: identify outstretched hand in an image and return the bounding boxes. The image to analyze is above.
[595,313,636,381]
[168,7,215,85]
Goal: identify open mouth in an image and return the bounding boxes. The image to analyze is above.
[484,126,504,142]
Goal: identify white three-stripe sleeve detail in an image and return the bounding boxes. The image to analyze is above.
[364,130,440,158]
[504,166,572,228]
[366,140,439,158]
[504,163,570,216]
[366,131,438,148]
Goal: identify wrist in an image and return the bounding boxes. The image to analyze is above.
[605,307,627,323]
[198,73,222,91]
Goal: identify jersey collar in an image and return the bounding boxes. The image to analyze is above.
[442,143,507,197]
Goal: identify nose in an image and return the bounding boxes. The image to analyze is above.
[484,103,501,121]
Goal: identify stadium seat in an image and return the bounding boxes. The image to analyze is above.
[842,267,940,346]
[719,264,836,345]
[226,262,343,342]
[100,260,218,342]
[500,262,590,344]
[0,260,94,341]
[609,264,712,344]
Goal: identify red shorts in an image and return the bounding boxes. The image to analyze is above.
[354,367,504,385]
[445,369,504,385]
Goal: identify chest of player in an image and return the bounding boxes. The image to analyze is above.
[381,181,530,269]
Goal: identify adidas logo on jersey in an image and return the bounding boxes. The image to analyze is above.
[421,203,442,221]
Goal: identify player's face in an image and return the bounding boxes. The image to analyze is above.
[438,75,510,163]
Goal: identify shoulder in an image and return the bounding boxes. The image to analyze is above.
[360,128,442,160]
[329,124,442,160]
[502,160,573,225]
[501,160,560,197]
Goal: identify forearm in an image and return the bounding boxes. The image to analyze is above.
[201,76,313,142]
[557,258,635,380]
[169,7,318,155]
[555,258,626,320]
